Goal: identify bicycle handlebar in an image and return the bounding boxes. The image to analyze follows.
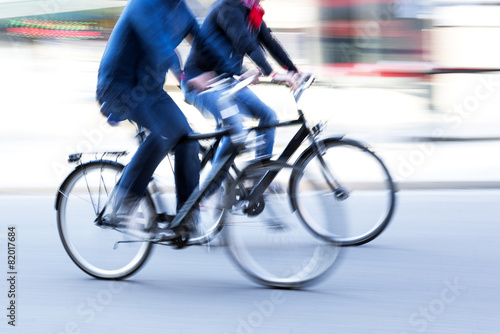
[292,73,315,102]
[133,72,316,144]
[201,72,316,103]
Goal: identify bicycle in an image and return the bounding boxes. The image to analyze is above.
[55,74,336,288]
[55,73,395,288]
[181,73,397,247]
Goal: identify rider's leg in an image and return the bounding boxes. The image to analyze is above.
[182,83,242,192]
[116,91,200,212]
[181,78,277,160]
[174,140,201,211]
[233,87,278,159]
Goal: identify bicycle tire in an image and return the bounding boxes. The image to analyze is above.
[56,160,155,279]
[222,160,342,288]
[290,138,396,246]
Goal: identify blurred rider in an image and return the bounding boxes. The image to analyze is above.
[96,0,231,237]
[181,0,299,189]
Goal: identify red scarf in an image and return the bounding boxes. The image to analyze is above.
[248,5,265,30]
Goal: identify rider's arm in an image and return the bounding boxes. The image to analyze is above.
[257,21,298,73]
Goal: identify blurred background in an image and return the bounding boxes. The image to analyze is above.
[0,2,499,333]
[1,0,500,191]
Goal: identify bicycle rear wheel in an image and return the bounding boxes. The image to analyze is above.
[223,161,342,288]
[56,161,155,279]
[291,138,396,246]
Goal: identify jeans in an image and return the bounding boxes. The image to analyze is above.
[181,78,278,165]
[105,89,200,211]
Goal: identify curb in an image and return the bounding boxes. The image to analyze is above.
[408,137,500,143]
[2,181,500,196]
[394,181,500,191]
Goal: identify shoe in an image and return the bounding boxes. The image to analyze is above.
[153,219,176,240]
[100,187,140,221]
[181,209,202,240]
[100,197,140,228]
[100,212,127,227]
[155,209,202,243]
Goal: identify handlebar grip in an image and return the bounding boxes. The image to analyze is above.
[293,73,315,102]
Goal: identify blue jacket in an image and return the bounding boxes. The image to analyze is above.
[97,0,229,104]
[183,0,297,79]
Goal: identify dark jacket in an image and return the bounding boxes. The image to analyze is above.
[97,0,229,105]
[183,0,297,79]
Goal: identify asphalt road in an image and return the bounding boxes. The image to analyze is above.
[0,190,498,333]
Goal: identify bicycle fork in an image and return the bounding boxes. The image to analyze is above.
[310,139,350,201]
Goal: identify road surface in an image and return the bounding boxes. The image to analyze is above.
[0,190,498,333]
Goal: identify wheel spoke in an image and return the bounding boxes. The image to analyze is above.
[223,161,341,288]
[292,139,396,246]
[56,161,154,279]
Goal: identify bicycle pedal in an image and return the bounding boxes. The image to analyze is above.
[169,230,190,249]
[154,225,191,248]
[155,228,178,240]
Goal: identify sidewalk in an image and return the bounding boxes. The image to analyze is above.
[1,85,499,195]
[252,81,500,190]
[1,42,499,194]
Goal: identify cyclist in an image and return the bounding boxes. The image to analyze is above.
[181,0,300,192]
[96,0,232,237]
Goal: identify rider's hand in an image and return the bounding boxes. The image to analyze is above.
[271,71,300,91]
[187,71,218,91]
[239,68,261,85]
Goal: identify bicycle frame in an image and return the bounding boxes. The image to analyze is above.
[55,71,394,288]
[58,73,345,248]
[169,112,341,240]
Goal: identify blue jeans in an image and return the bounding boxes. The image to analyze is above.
[110,90,200,211]
[181,78,278,165]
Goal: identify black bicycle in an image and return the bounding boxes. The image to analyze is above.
[55,73,395,288]
[181,73,397,247]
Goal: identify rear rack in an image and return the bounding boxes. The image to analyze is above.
[68,151,128,163]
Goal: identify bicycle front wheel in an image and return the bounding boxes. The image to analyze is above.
[223,161,342,288]
[56,161,155,279]
[291,138,396,246]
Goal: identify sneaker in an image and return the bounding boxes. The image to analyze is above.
[156,209,202,242]
[100,197,140,228]
[100,187,140,220]
[155,228,177,241]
